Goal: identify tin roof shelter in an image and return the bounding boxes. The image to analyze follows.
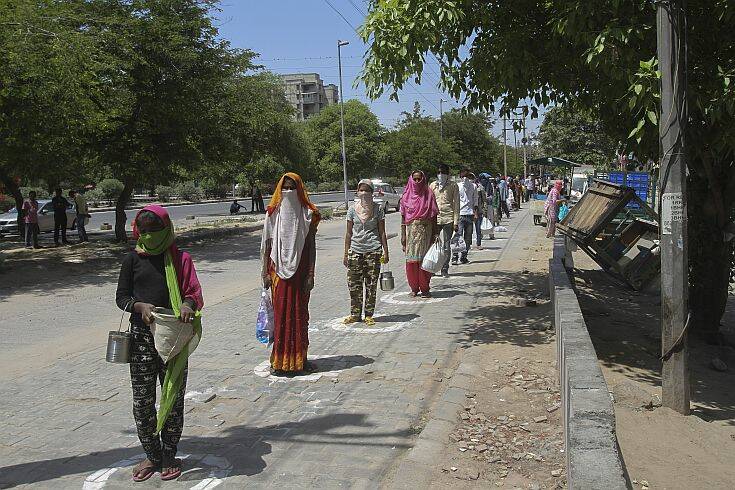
[556,180,660,290]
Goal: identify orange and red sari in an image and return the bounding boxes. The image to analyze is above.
[262,173,320,372]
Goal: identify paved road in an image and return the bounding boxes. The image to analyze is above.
[0,207,537,488]
[87,192,351,230]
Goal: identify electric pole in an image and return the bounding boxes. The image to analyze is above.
[522,121,528,180]
[338,40,350,210]
[658,0,689,414]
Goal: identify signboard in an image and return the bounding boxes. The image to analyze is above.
[661,192,683,235]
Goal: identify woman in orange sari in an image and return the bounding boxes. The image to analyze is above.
[261,173,320,375]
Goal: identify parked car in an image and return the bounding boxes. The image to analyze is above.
[371,180,401,213]
[0,200,79,236]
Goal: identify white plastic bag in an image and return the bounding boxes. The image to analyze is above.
[256,288,274,345]
[480,217,494,231]
[151,308,195,363]
[421,240,446,273]
[450,234,467,254]
[494,226,508,232]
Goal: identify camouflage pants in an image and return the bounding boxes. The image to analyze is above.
[347,250,382,318]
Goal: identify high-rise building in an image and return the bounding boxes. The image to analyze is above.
[282,73,339,121]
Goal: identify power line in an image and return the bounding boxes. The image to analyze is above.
[320,0,441,113]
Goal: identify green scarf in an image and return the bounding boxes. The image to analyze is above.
[136,228,202,433]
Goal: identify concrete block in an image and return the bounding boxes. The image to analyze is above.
[440,387,466,405]
[418,419,455,444]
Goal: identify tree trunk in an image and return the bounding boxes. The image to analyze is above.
[688,168,732,341]
[115,177,135,242]
[1,174,24,240]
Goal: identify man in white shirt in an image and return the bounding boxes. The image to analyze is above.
[452,169,478,265]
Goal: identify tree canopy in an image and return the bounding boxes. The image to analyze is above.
[359,0,735,335]
[538,105,618,169]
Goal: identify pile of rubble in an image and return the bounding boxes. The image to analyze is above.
[445,358,566,488]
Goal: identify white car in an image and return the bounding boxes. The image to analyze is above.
[0,199,79,236]
[371,181,402,213]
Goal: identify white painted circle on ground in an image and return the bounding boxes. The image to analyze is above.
[380,291,449,305]
[327,316,412,334]
[253,354,356,382]
[83,453,231,489]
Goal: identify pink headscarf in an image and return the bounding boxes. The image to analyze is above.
[400,171,439,224]
[132,205,204,310]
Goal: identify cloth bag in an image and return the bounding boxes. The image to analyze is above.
[450,234,467,254]
[256,288,274,345]
[151,308,196,364]
[421,240,446,273]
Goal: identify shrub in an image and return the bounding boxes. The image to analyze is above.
[200,178,230,199]
[319,206,334,220]
[175,181,203,202]
[304,181,317,193]
[20,186,50,199]
[0,193,15,212]
[155,185,175,202]
[83,188,105,207]
[96,178,125,200]
[316,181,341,193]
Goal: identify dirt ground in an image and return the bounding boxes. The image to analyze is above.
[572,251,735,489]
[428,228,566,489]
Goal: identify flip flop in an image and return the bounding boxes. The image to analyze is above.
[132,461,158,482]
[160,458,182,481]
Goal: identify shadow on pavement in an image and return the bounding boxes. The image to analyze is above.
[0,413,409,487]
[0,232,263,303]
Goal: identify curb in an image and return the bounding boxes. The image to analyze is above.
[389,363,482,488]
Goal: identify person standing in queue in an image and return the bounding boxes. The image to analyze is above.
[116,205,204,482]
[429,164,459,277]
[343,179,389,326]
[452,169,478,265]
[401,170,439,298]
[261,173,320,374]
[472,173,488,248]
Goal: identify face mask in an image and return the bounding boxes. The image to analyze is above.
[437,174,448,185]
[357,190,372,203]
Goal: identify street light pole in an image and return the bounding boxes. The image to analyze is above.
[338,40,350,210]
[522,121,528,180]
[439,98,445,141]
[658,0,689,414]
[502,116,508,177]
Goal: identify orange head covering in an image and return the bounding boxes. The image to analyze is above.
[267,172,321,225]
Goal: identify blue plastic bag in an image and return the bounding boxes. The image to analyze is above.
[558,203,569,221]
[256,288,274,345]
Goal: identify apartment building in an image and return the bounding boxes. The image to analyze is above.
[282,73,339,121]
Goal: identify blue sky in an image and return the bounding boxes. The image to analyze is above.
[214,1,543,138]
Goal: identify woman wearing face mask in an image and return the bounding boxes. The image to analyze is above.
[343,179,389,326]
[261,173,320,374]
[401,170,439,297]
[116,205,204,482]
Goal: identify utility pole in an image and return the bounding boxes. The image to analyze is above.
[502,116,508,177]
[338,40,350,210]
[439,99,445,141]
[658,0,689,414]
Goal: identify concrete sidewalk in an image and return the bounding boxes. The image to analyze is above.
[0,208,545,489]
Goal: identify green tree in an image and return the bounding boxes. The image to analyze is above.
[303,100,383,183]
[539,105,618,169]
[441,110,502,174]
[359,0,735,338]
[381,104,458,178]
[0,0,98,235]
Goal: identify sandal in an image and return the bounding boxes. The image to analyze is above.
[343,315,360,324]
[132,459,158,482]
[419,292,432,298]
[160,457,182,481]
[409,291,418,297]
[364,316,376,327]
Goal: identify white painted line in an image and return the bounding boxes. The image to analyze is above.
[253,354,357,382]
[380,291,449,305]
[327,316,413,334]
[82,453,231,489]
